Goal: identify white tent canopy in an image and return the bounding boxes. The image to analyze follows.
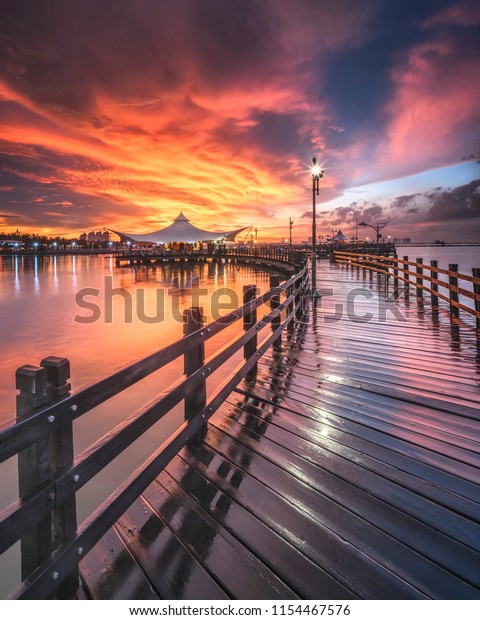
[110,212,248,244]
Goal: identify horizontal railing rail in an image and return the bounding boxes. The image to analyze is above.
[115,246,309,266]
[334,251,480,329]
[0,263,309,599]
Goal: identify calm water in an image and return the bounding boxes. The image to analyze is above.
[396,245,480,273]
[0,254,274,598]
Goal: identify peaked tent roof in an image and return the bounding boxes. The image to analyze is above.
[332,229,347,241]
[109,212,249,244]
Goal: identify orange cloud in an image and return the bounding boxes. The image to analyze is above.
[0,0,478,242]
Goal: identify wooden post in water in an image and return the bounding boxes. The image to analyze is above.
[430,260,439,309]
[449,264,459,320]
[243,285,258,378]
[41,356,78,598]
[403,256,409,296]
[473,268,480,331]
[16,365,51,582]
[183,307,207,443]
[416,258,423,299]
[270,274,282,348]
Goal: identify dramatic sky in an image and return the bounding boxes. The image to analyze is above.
[0,0,479,242]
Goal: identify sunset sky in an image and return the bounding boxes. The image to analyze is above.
[0,0,479,242]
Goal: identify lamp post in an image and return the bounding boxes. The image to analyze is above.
[310,157,325,297]
[289,217,293,245]
[358,220,388,254]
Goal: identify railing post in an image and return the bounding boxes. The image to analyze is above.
[473,268,480,332]
[403,256,409,295]
[40,356,78,598]
[16,365,51,582]
[393,254,399,293]
[416,258,423,299]
[183,307,207,443]
[430,260,439,308]
[449,264,459,320]
[270,274,281,348]
[243,285,258,377]
[294,264,303,320]
[286,268,296,332]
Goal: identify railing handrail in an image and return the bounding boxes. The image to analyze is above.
[0,263,309,599]
[333,251,480,324]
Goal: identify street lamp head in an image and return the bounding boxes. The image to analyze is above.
[311,157,324,178]
[358,222,368,227]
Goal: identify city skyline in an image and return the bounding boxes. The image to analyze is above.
[0,0,479,241]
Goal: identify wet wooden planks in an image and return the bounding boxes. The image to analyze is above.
[80,261,480,600]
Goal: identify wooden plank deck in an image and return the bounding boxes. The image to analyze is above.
[80,261,480,600]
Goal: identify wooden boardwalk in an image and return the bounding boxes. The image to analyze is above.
[80,261,480,600]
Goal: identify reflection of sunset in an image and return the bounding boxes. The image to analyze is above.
[0,1,479,241]
[0,255,273,424]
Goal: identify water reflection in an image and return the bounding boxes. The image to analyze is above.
[449,325,462,353]
[13,256,20,292]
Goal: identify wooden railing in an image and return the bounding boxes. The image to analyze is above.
[222,246,308,265]
[3,246,310,265]
[0,264,309,599]
[115,246,309,266]
[334,251,480,330]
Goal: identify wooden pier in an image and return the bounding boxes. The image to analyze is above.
[1,252,479,600]
[79,260,480,600]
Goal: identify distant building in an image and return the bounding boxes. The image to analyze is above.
[393,237,411,244]
[80,230,110,243]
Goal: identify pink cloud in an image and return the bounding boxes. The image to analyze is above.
[423,1,480,28]
[372,34,480,182]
